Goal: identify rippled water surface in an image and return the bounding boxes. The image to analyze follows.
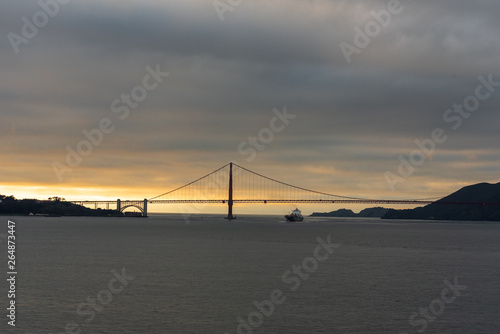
[2,215,500,333]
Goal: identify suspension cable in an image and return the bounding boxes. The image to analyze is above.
[148,163,230,200]
[233,163,442,202]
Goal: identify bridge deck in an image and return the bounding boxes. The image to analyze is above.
[71,199,500,205]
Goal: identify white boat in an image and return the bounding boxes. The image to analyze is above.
[285,208,304,222]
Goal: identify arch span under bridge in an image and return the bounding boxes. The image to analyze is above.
[71,162,500,218]
[71,199,148,216]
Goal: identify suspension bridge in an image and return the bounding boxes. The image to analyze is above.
[71,162,462,218]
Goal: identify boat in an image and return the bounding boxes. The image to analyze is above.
[285,208,304,222]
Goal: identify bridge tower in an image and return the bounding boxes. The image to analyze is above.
[143,199,148,217]
[225,162,235,220]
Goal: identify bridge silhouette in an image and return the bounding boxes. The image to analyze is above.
[71,162,453,218]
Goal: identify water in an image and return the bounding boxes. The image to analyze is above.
[2,215,500,333]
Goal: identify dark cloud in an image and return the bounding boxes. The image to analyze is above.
[1,0,499,204]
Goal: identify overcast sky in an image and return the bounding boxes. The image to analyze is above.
[1,0,499,214]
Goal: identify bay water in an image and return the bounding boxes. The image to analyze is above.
[2,214,499,333]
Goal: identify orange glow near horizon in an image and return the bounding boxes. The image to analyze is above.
[0,184,150,202]
[0,182,426,215]
[1,158,484,215]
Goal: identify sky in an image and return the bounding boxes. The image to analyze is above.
[1,0,499,214]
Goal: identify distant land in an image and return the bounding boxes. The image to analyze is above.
[0,195,123,217]
[310,182,500,222]
[383,182,500,221]
[310,207,390,218]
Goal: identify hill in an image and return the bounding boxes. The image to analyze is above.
[382,182,500,221]
[0,195,123,217]
[310,207,390,218]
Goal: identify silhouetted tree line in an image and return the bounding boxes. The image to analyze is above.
[0,195,123,216]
